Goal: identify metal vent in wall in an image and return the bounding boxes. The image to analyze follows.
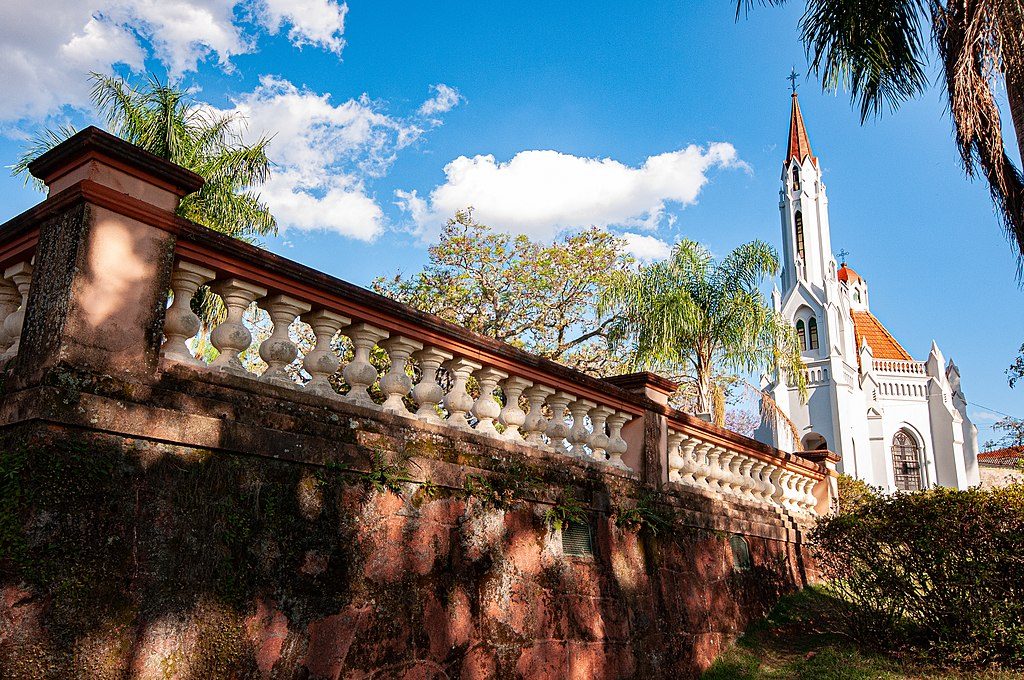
[561,521,595,557]
[730,534,752,571]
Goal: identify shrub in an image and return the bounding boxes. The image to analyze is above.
[811,484,1024,667]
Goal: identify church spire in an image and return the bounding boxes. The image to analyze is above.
[786,92,817,168]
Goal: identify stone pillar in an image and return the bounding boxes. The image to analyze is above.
[15,127,205,386]
[604,371,677,486]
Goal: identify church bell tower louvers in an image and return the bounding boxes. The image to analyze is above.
[756,89,980,491]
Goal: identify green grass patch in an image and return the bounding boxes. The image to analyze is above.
[703,587,1024,680]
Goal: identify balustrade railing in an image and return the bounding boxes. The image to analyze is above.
[160,249,640,472]
[872,358,926,375]
[0,125,830,519]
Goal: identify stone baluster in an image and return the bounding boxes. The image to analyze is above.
[679,437,700,487]
[544,391,574,452]
[161,260,215,366]
[738,456,757,503]
[798,476,817,513]
[300,310,350,398]
[522,385,555,446]
[705,446,726,496]
[769,467,786,509]
[587,405,614,462]
[567,398,596,458]
[258,295,312,387]
[0,262,33,363]
[342,323,389,406]
[691,442,714,492]
[379,336,424,415]
[606,411,632,471]
[666,432,685,483]
[209,278,268,376]
[411,347,453,423]
[499,376,533,441]
[726,451,746,498]
[471,367,508,435]
[750,459,772,504]
[442,357,482,429]
[0,277,22,356]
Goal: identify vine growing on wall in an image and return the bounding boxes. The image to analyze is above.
[613,489,677,536]
[544,488,588,532]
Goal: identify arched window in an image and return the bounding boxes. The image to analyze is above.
[796,319,807,351]
[891,430,923,491]
[808,317,819,350]
[794,211,805,261]
[791,165,800,191]
[853,290,861,303]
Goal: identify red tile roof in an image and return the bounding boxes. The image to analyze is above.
[837,264,861,283]
[851,311,913,361]
[978,446,1024,468]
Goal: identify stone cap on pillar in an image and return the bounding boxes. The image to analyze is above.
[603,371,678,406]
[796,449,842,467]
[28,126,204,212]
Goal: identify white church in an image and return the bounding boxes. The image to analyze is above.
[754,91,980,491]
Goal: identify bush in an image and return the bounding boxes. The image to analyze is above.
[811,484,1024,667]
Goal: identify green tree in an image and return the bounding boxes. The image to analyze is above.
[599,239,806,427]
[983,415,1024,450]
[739,0,1024,272]
[13,73,275,241]
[372,209,631,374]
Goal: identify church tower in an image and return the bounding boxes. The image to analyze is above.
[779,91,834,301]
[759,88,861,460]
[756,85,979,491]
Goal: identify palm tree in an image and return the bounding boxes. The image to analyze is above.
[599,239,806,430]
[13,73,276,241]
[738,0,1024,274]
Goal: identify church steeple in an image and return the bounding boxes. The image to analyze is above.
[778,87,833,295]
[786,92,817,168]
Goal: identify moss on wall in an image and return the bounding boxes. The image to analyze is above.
[0,422,806,679]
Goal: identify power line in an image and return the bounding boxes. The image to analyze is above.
[968,400,1020,421]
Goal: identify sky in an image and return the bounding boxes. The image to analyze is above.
[1,0,1022,445]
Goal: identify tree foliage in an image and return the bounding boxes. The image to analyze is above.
[372,210,632,374]
[13,73,276,242]
[812,484,1024,667]
[983,415,1024,451]
[598,238,806,425]
[739,0,1024,276]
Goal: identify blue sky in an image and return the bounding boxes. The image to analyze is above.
[1,0,1021,443]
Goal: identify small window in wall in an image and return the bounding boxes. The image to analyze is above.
[791,166,800,191]
[730,534,752,571]
[809,317,819,350]
[853,290,861,303]
[794,211,805,261]
[796,320,807,351]
[561,521,595,558]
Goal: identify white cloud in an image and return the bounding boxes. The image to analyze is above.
[255,0,347,54]
[419,83,463,118]
[224,76,435,240]
[620,232,672,262]
[0,0,351,123]
[397,144,745,240]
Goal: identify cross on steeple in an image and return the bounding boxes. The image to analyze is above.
[787,68,800,94]
[837,248,850,264]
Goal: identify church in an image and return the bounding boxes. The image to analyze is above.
[754,91,980,491]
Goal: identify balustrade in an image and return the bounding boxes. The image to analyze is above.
[124,252,827,516]
[0,127,829,525]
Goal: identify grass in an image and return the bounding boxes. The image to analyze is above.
[703,587,1024,680]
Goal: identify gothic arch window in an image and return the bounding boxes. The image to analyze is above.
[891,430,923,491]
[791,165,800,191]
[794,211,806,261]
[853,290,861,303]
[796,319,807,351]
[808,317,819,350]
